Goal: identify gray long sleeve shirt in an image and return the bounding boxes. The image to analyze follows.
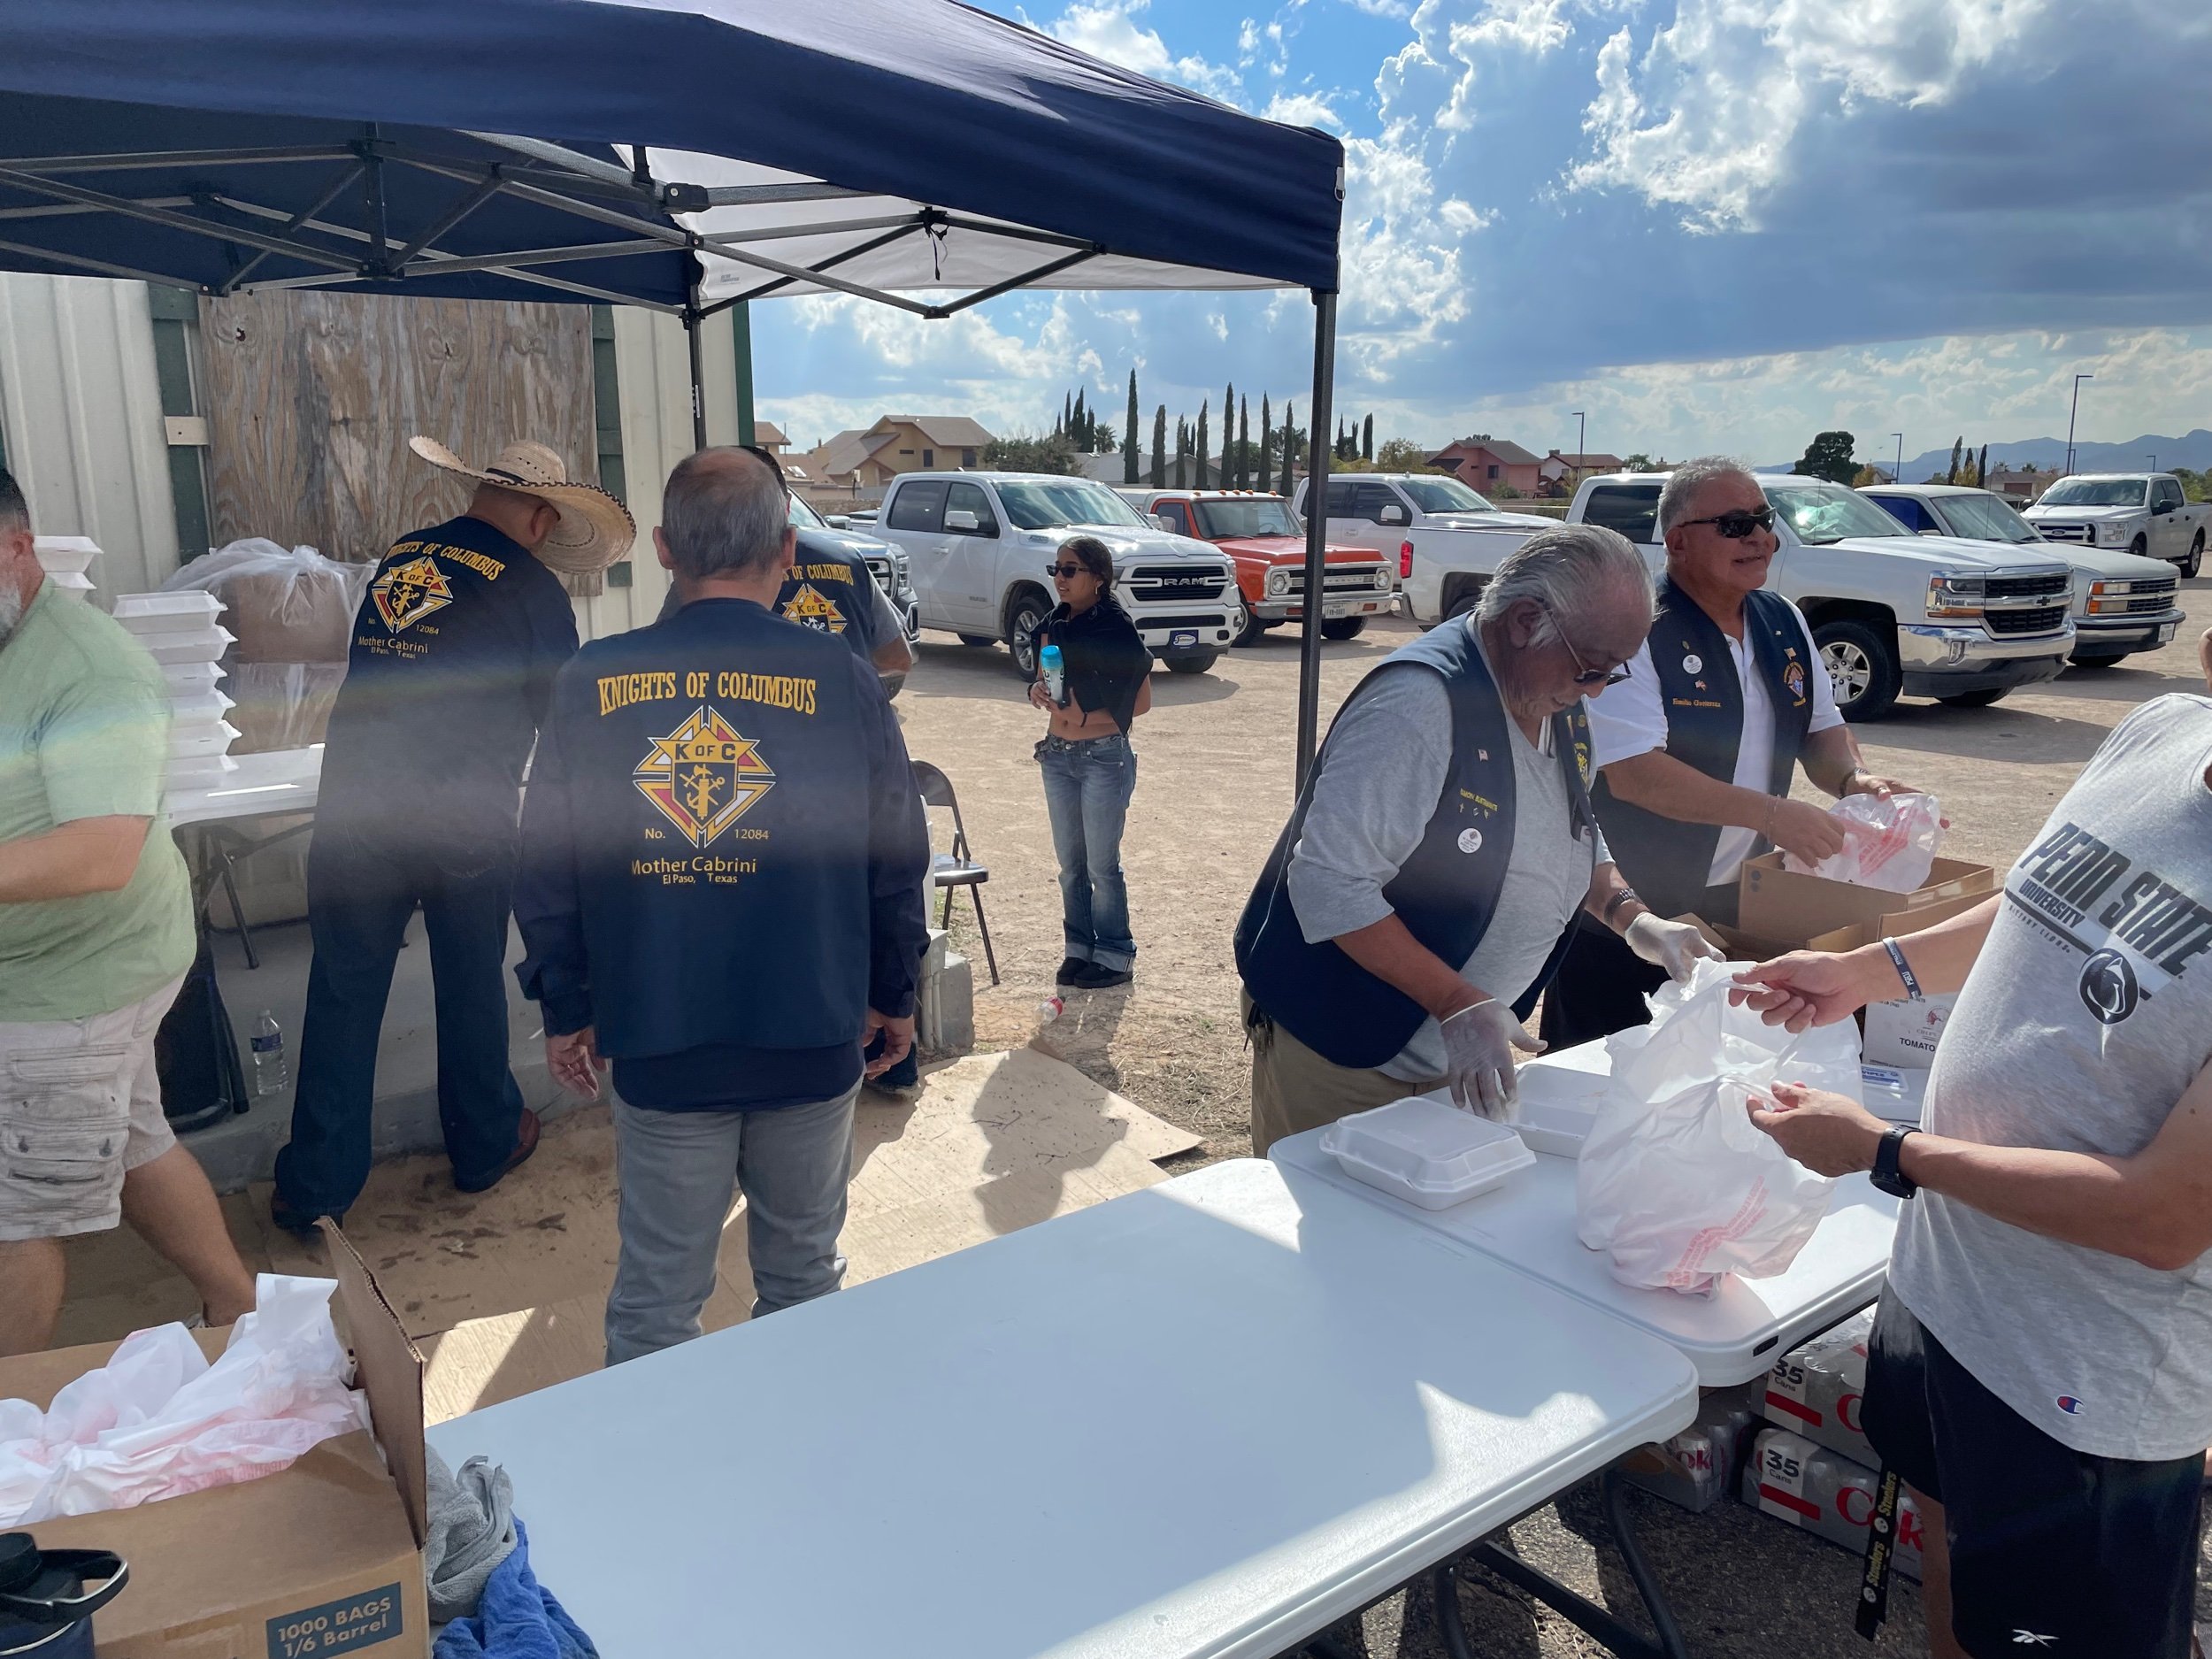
[1285,634,1605,1079]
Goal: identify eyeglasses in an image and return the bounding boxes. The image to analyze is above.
[1544,604,1632,688]
[1046,563,1087,579]
[1678,505,1775,540]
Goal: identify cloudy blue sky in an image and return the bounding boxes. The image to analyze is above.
[756,0,2212,469]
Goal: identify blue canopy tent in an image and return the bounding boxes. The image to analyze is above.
[0,0,1347,775]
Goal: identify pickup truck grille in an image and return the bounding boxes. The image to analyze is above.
[1126,565,1229,602]
[1137,612,1233,631]
[1984,572,2070,602]
[2032,523,2092,543]
[2123,584,2179,614]
[1282,566,1386,595]
[1986,603,2069,636]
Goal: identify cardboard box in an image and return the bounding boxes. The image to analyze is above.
[19,1225,428,1658]
[1858,1064,1928,1126]
[1742,1426,1922,1580]
[227,569,358,664]
[1739,852,1993,949]
[1763,1310,1874,1466]
[1862,995,1956,1067]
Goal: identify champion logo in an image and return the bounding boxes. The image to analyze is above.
[2055,1394,2085,1416]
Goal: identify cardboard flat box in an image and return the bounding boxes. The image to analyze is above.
[1862,995,1957,1068]
[1739,853,1993,949]
[1742,1425,1922,1581]
[17,1225,428,1658]
[1763,1310,1874,1466]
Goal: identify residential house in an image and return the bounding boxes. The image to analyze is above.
[802,413,994,488]
[1984,464,2055,503]
[752,419,790,456]
[1426,434,1542,496]
[1536,449,1626,495]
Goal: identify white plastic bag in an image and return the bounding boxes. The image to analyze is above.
[1576,959,1862,1294]
[0,1275,372,1525]
[1780,791,1943,893]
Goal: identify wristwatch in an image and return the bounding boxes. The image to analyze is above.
[1870,1125,1919,1200]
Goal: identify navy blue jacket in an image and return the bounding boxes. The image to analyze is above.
[513,598,928,1070]
[319,515,579,851]
[1592,580,1814,918]
[1236,623,1593,1070]
[656,536,887,662]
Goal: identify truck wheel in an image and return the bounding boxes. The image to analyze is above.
[1937,687,2008,708]
[2184,531,2204,579]
[1165,652,1219,675]
[2068,651,2126,669]
[1232,598,1266,647]
[1319,616,1368,641]
[1004,589,1051,679]
[2129,534,2148,559]
[956,633,996,648]
[1813,618,1901,721]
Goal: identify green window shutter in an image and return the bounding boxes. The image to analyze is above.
[590,304,632,587]
[147,285,211,563]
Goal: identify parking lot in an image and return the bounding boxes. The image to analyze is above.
[895,584,2212,1656]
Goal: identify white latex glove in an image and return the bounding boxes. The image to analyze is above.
[1439,998,1546,1119]
[1624,913,1727,983]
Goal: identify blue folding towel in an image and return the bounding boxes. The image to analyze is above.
[433,1521,597,1659]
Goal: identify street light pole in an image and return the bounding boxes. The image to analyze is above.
[1571,411,1586,490]
[2065,373,2093,475]
[1893,433,1904,485]
[2147,453,2157,472]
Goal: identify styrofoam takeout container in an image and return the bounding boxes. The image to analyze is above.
[33,536,99,576]
[1509,1039,1617,1158]
[140,625,234,664]
[161,659,225,694]
[113,590,225,631]
[169,687,235,723]
[1318,1094,1535,1210]
[165,752,237,790]
[168,718,241,760]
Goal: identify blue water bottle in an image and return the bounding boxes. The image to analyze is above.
[1040,642,1066,706]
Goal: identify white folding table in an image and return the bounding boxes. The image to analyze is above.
[168,745,322,972]
[428,1158,1697,1659]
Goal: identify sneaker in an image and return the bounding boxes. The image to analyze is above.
[268,1194,336,1239]
[456,1107,541,1194]
[1071,962,1133,989]
[1055,956,1088,987]
[866,1046,920,1099]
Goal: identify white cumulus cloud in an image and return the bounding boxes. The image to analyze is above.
[1045,0,1245,101]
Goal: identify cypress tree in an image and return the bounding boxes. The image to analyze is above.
[1279,401,1295,496]
[1363,414,1374,461]
[1196,401,1210,488]
[1150,404,1166,488]
[1221,382,1233,483]
[1238,396,1250,489]
[1977,443,1989,488]
[1125,371,1141,483]
[1947,437,1962,485]
[1256,396,1271,494]
[1060,390,1071,437]
[1175,419,1187,488]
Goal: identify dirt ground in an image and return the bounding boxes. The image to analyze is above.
[895,585,2212,1659]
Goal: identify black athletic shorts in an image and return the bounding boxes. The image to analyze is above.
[1862,1286,2205,1659]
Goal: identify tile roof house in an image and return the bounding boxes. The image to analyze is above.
[1427,434,1542,496]
[752,419,790,454]
[1537,449,1627,493]
[802,414,995,488]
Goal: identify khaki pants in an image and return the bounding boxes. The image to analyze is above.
[1244,992,1446,1156]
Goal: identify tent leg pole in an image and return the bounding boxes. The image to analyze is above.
[1295,289,1338,790]
[684,283,708,453]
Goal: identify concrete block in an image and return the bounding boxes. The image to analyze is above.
[918,949,974,1058]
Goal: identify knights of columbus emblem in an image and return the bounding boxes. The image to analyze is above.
[780,582,849,634]
[370,555,453,633]
[634,706,777,846]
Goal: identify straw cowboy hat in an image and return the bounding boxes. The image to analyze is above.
[409,435,635,575]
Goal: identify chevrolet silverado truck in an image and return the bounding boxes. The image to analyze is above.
[1861,482,2184,667]
[875,472,1240,676]
[1566,472,2075,718]
[2023,472,2208,579]
[1291,472,1556,625]
[1120,488,1392,644]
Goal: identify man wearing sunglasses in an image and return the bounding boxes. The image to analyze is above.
[1236,525,1719,1151]
[1541,456,1920,1046]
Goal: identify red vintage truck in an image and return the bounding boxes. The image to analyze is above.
[1121,488,1394,645]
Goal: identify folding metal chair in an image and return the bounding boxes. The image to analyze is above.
[910,759,998,987]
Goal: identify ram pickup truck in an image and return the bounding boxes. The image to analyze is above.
[874,472,1240,676]
[1563,472,2074,718]
[2023,472,2208,578]
[1120,488,1391,644]
[1290,472,1555,625]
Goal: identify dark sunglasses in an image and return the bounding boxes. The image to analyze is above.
[1678,504,1775,539]
[1046,563,1088,579]
[1542,603,1632,688]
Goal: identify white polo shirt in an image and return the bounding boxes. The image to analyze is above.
[1586,598,1844,887]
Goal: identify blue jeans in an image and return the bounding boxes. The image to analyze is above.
[1036,733,1137,971]
[275,827,525,1219]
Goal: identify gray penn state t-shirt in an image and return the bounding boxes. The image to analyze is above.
[1892,695,2212,1461]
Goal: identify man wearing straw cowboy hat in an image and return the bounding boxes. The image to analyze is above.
[272,437,633,1235]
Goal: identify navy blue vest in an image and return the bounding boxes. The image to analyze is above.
[1592,580,1815,918]
[536,598,873,1057]
[1235,622,1594,1070]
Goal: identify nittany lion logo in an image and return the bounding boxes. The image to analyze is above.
[633,706,776,847]
[780,582,849,634]
[370,555,453,633]
[2078,948,2139,1025]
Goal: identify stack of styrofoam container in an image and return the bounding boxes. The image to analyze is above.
[111,591,240,793]
[1740,1309,1925,1579]
[34,536,101,602]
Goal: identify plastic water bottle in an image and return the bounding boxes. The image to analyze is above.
[1040,642,1066,705]
[250,1009,288,1097]
[1038,995,1064,1024]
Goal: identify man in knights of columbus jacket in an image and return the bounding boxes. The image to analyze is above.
[1236,524,1723,1156]
[1542,455,1925,1048]
[514,447,928,1366]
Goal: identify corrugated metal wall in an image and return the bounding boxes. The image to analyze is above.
[0,274,179,601]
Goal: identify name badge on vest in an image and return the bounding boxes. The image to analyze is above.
[1681,652,1702,674]
[1783,658,1808,704]
[1457,827,1483,854]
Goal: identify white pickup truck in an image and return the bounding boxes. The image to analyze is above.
[1290,472,1552,625]
[873,472,1240,676]
[2024,472,2208,578]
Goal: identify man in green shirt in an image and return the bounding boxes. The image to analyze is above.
[0,467,257,1355]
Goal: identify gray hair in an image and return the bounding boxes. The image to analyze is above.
[1475,523,1653,642]
[1657,454,1759,535]
[660,447,787,580]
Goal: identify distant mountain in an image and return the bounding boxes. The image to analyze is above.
[1763,431,2212,481]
